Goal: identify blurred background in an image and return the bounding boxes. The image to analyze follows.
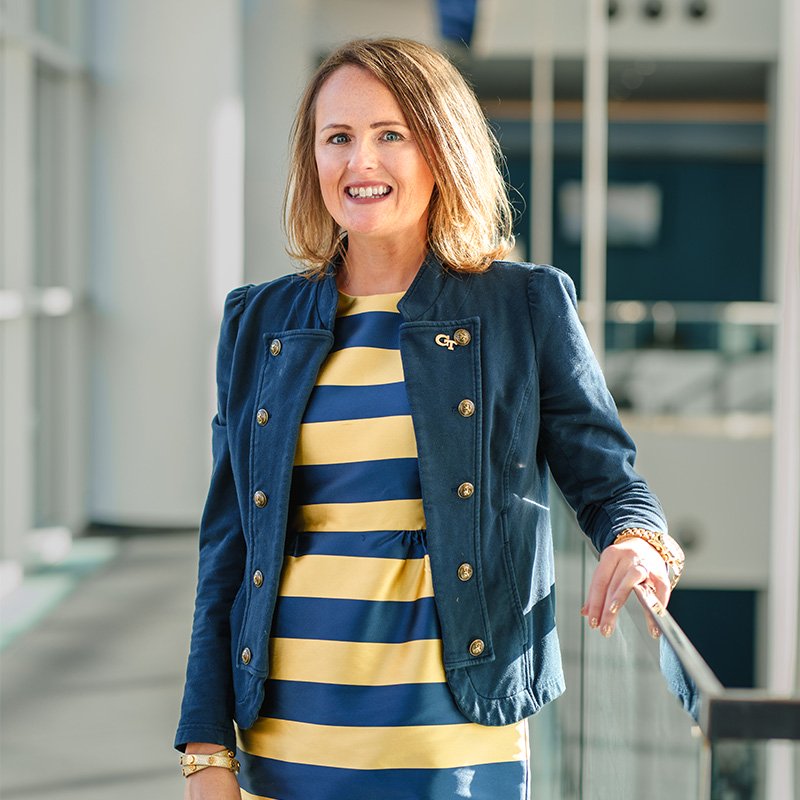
[0,0,798,798]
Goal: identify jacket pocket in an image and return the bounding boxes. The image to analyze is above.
[228,580,247,670]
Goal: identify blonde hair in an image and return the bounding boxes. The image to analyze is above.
[283,37,515,275]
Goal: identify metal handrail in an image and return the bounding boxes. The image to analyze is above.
[633,578,800,742]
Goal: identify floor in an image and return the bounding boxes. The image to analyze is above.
[1,532,198,800]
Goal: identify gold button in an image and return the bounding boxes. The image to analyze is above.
[253,569,264,588]
[185,755,196,765]
[454,328,471,346]
[256,408,269,426]
[458,399,475,417]
[253,490,267,508]
[457,562,474,581]
[457,482,474,499]
[241,647,251,665]
[469,638,485,656]
[269,338,282,356]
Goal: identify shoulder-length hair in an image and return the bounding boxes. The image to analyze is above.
[283,37,515,275]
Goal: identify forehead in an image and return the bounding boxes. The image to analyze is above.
[315,65,407,126]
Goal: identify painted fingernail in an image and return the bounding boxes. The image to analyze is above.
[650,627,661,639]
[590,617,599,629]
[601,624,613,638]
[580,604,588,616]
[609,600,620,614]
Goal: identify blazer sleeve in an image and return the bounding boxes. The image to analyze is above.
[528,266,668,553]
[174,285,250,752]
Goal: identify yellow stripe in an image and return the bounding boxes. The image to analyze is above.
[315,347,404,386]
[294,415,417,465]
[278,553,433,601]
[267,637,446,685]
[240,791,277,800]
[294,498,426,532]
[337,291,405,316]
[237,717,529,770]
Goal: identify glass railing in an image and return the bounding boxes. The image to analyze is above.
[531,483,800,800]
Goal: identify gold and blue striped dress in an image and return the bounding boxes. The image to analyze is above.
[236,290,530,799]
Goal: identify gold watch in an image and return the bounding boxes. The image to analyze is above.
[613,527,685,589]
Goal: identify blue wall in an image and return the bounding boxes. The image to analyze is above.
[506,156,765,303]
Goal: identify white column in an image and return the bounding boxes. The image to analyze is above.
[530,0,554,266]
[0,0,34,575]
[766,0,800,794]
[242,0,313,284]
[581,0,608,365]
[88,0,243,525]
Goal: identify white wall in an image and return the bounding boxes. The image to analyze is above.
[88,0,242,525]
[476,0,779,60]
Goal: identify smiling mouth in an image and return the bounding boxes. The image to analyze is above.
[345,184,392,200]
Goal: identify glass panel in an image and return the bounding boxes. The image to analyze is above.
[528,491,585,799]
[582,553,702,799]
[531,488,704,800]
[35,0,74,49]
[710,740,765,800]
[32,313,70,529]
[34,60,68,286]
[0,324,6,561]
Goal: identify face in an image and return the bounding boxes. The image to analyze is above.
[314,65,436,247]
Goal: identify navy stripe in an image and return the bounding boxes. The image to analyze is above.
[238,753,528,800]
[292,458,421,505]
[302,383,412,422]
[258,680,468,727]
[271,596,440,642]
[284,529,428,559]
[331,311,400,352]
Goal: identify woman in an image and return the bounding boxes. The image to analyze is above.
[175,37,684,800]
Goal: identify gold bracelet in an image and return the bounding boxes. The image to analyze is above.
[180,748,240,778]
[613,527,685,590]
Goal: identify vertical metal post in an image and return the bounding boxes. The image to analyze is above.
[766,0,800,795]
[531,0,554,266]
[581,0,608,367]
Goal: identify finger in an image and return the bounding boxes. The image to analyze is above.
[599,556,650,637]
[641,568,671,636]
[583,555,618,631]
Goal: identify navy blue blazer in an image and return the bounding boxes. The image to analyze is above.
[175,254,667,751]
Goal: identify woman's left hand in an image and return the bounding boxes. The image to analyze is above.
[581,536,671,639]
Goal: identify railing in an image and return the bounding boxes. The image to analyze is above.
[529,485,800,800]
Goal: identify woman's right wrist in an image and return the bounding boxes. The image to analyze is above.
[185,742,227,754]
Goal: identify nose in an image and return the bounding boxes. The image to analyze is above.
[347,138,378,172]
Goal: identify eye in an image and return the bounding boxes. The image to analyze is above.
[327,133,350,144]
[382,131,404,142]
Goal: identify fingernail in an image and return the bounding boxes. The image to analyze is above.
[601,624,613,638]
[580,603,588,616]
[650,627,661,639]
[609,599,619,614]
[590,617,599,629]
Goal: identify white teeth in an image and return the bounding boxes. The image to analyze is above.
[347,185,389,198]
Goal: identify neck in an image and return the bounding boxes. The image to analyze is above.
[336,234,428,295]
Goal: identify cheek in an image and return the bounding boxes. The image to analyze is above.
[314,154,340,203]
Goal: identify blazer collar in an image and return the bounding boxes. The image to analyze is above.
[315,248,452,329]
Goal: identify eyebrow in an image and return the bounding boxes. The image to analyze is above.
[320,120,409,132]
